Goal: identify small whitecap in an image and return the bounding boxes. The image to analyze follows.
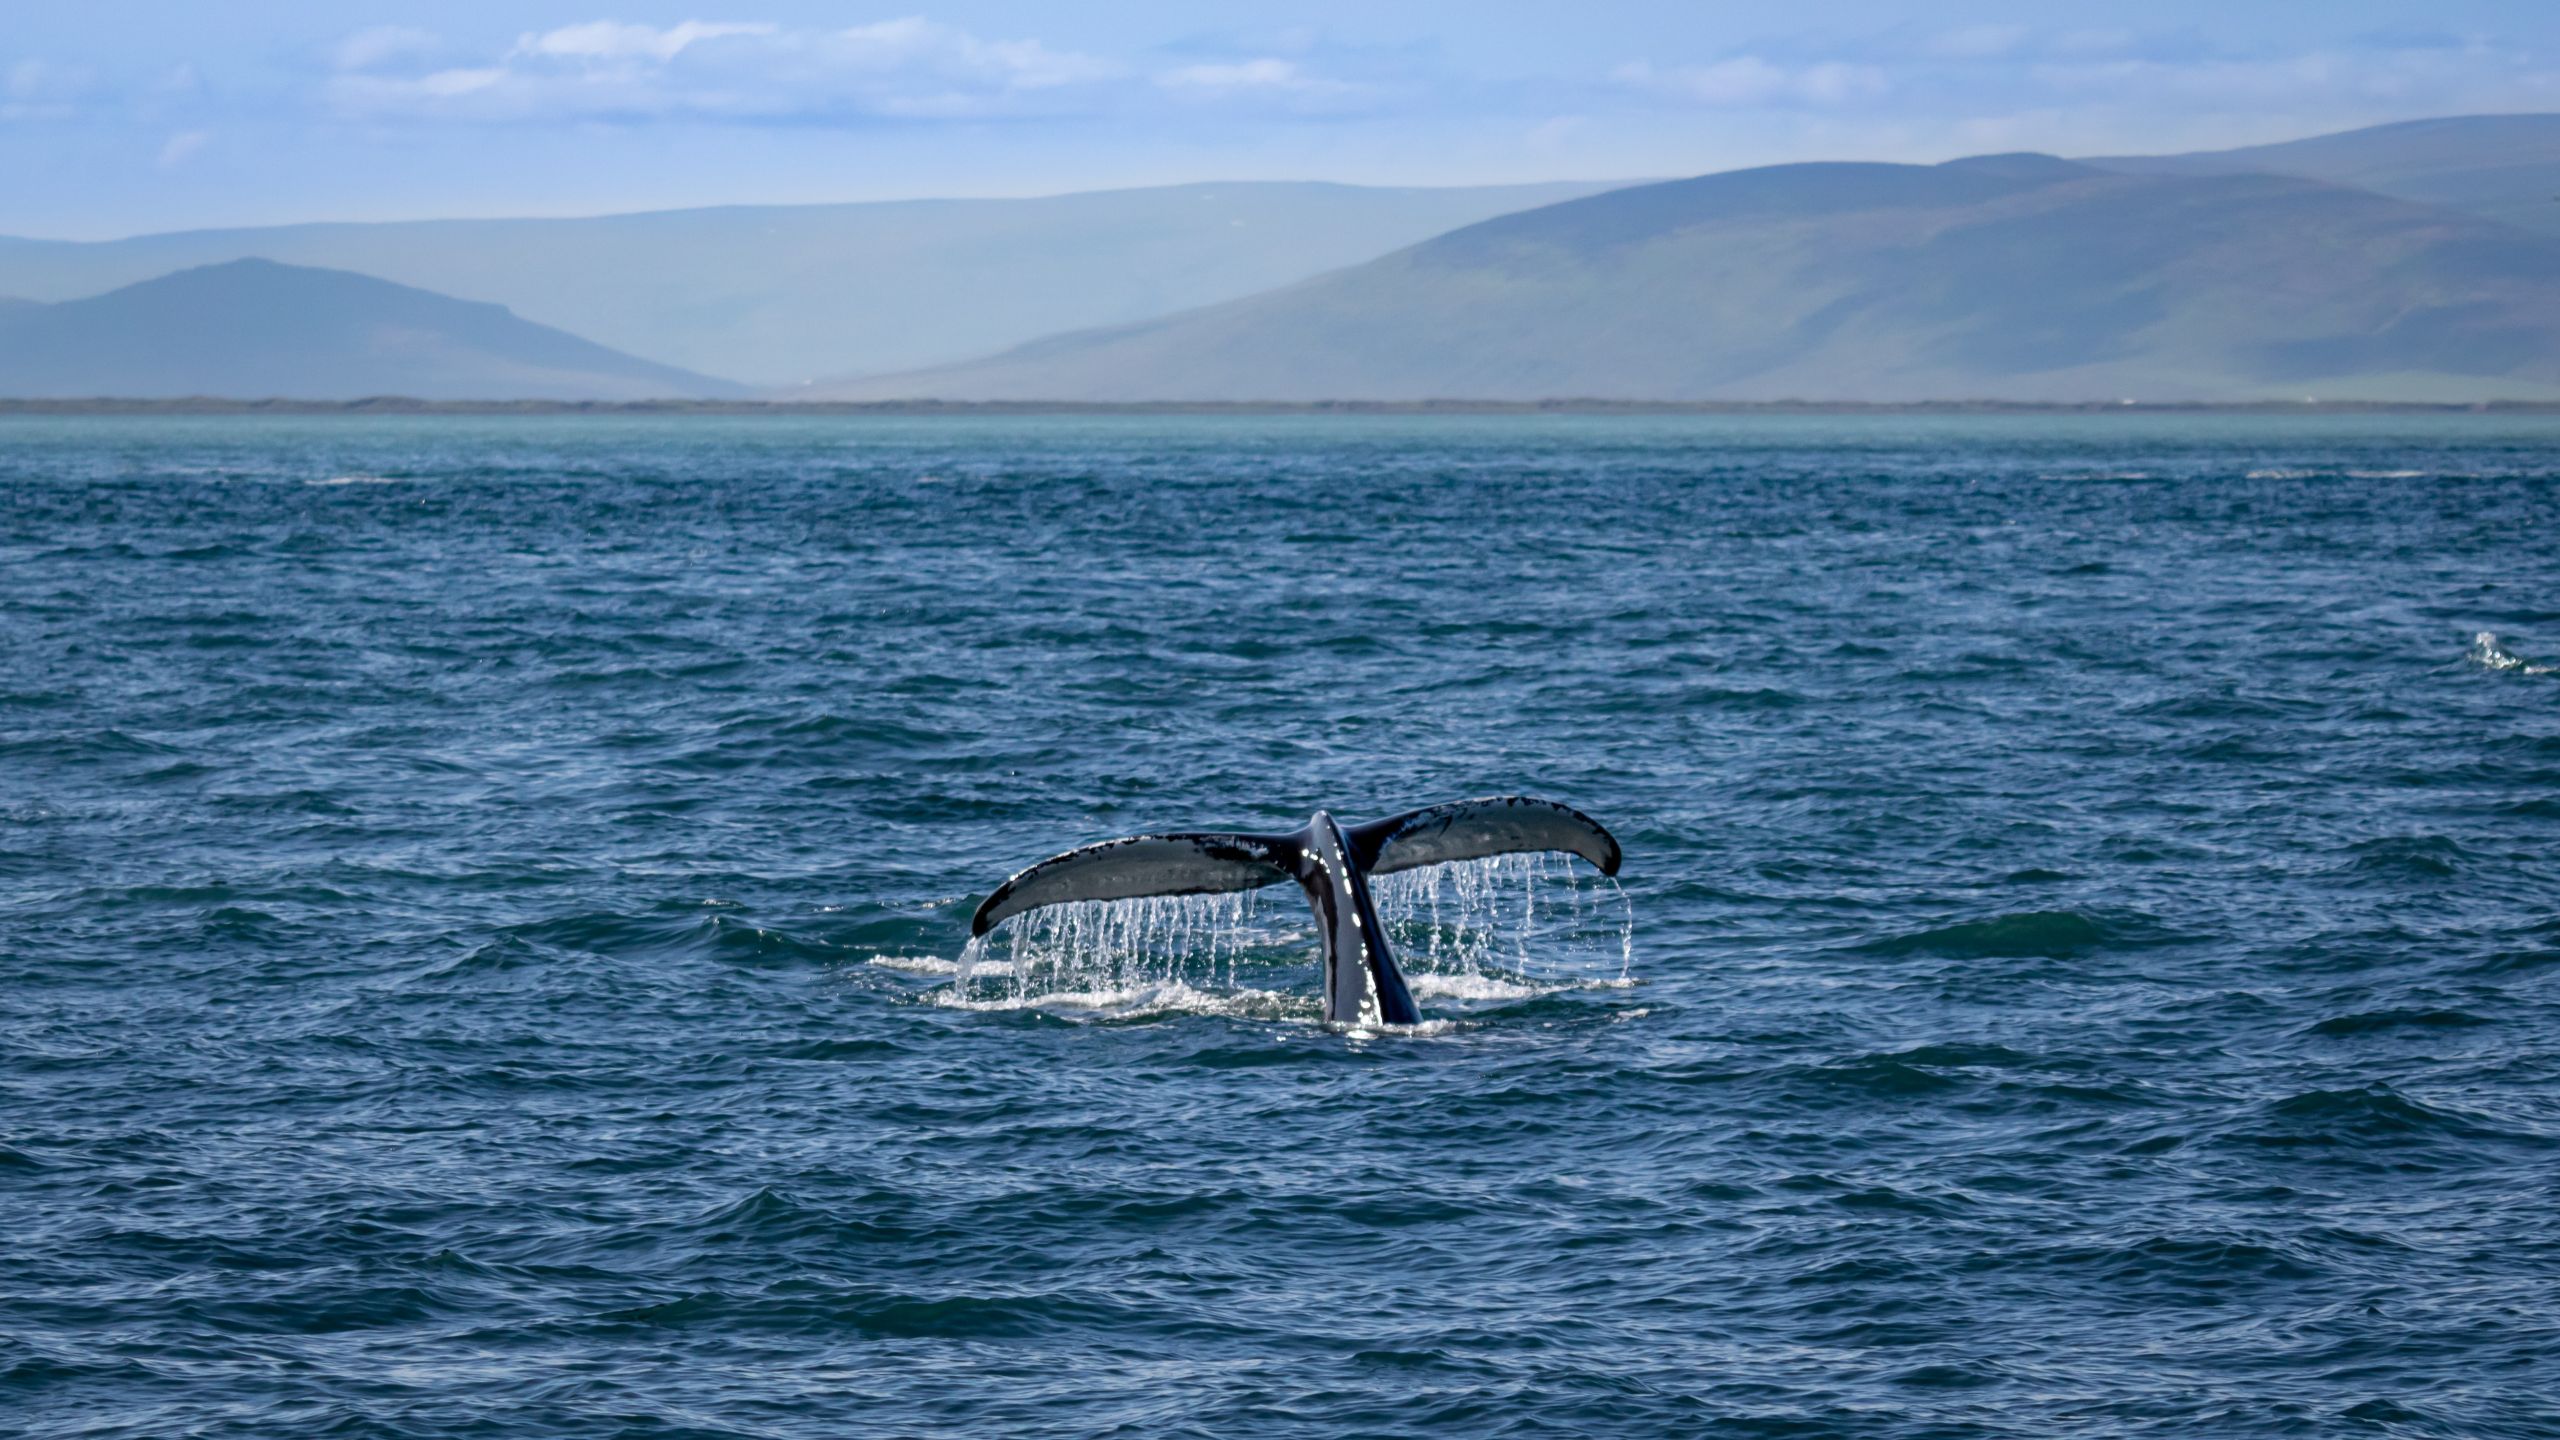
[933,978,1306,1022]
[1406,971,1550,1002]
[869,954,970,976]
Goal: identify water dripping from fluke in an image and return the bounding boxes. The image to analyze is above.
[944,854,1635,1027]
[954,797,1628,1026]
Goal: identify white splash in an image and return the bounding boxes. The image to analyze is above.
[2469,632,2555,675]
[943,853,1637,1023]
[936,977,1311,1022]
[868,954,969,976]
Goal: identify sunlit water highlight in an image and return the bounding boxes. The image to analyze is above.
[4,413,2559,1439]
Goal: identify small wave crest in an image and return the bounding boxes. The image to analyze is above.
[2307,1008,2491,1038]
[1858,909,2152,960]
[2229,1084,2520,1149]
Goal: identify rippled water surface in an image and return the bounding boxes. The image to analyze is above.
[5,413,2559,1438]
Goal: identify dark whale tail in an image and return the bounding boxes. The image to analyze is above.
[970,797,1621,1024]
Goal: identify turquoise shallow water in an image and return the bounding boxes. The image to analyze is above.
[4,413,2558,1438]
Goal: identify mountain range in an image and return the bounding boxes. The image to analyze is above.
[2,115,2556,403]
[2089,114,2560,237]
[830,149,2560,403]
[0,181,1621,388]
[0,260,738,401]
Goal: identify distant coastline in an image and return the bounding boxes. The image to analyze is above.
[7,397,2560,417]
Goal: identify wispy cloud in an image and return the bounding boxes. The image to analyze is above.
[1157,58,1317,93]
[327,15,1121,123]
[1611,24,2560,136]
[1614,57,1888,108]
[1925,25,2030,61]
[334,26,443,73]
[157,129,209,168]
[510,21,777,64]
[2,58,100,120]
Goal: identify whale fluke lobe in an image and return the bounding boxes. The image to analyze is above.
[970,797,1621,1023]
[1349,797,1621,879]
[969,833,1299,937]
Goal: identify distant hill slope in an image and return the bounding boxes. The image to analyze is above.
[0,259,743,400]
[820,155,2560,403]
[2088,114,2560,235]
[0,181,1627,388]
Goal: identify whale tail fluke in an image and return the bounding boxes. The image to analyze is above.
[968,832,1300,937]
[968,797,1621,1024]
[1349,796,1622,879]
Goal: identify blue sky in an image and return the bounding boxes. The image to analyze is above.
[7,2,2558,237]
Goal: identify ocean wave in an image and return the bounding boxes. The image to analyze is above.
[2307,1008,2492,1037]
[2228,1085,2521,1148]
[491,910,844,968]
[1791,1053,1969,1098]
[2339,835,2468,879]
[590,1282,1162,1340]
[1857,910,2153,959]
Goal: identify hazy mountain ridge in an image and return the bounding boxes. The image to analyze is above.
[5,117,2557,403]
[0,181,1627,387]
[2088,114,2560,236]
[0,260,742,401]
[820,150,2560,403]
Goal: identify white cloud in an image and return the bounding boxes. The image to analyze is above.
[336,26,442,72]
[157,129,208,168]
[1927,25,2030,61]
[1610,25,2560,140]
[1617,57,1887,108]
[2050,30,2142,60]
[2,57,99,120]
[2021,42,2558,110]
[1525,114,1587,156]
[416,69,506,99]
[1158,58,1313,93]
[827,17,1112,91]
[511,21,777,64]
[6,58,92,101]
[328,15,1117,123]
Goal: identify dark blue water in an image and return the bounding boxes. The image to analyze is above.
[5,414,2558,1438]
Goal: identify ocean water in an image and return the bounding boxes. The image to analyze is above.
[3,413,2557,1438]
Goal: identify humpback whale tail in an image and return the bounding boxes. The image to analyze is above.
[970,797,1621,1024]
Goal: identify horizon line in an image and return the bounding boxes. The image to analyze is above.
[7,398,2559,417]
